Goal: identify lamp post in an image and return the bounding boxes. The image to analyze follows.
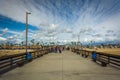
[77,32,80,49]
[78,34,80,45]
[26,12,31,54]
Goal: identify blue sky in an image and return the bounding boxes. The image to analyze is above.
[0,0,120,44]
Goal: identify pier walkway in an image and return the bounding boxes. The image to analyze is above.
[0,51,120,80]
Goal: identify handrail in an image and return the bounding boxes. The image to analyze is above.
[0,48,51,74]
[71,48,120,68]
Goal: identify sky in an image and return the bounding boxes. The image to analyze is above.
[0,0,120,44]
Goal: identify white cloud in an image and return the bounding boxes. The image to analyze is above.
[0,37,6,41]
[50,24,58,30]
[0,28,8,37]
[0,27,21,36]
[0,0,120,43]
[65,28,72,33]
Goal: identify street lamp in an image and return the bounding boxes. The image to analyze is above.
[77,34,80,46]
[77,32,80,49]
[26,12,31,54]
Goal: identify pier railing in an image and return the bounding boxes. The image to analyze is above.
[71,48,120,68]
[0,48,51,74]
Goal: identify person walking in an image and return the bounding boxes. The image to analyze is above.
[55,46,58,53]
[58,46,62,53]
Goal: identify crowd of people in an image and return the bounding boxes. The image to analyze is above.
[50,46,66,53]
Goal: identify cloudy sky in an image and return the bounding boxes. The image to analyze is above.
[0,0,120,44]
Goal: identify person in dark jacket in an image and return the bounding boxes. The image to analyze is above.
[58,46,62,53]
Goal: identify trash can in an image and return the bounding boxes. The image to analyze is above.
[92,52,97,62]
[26,52,32,61]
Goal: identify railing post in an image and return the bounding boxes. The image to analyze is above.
[108,56,110,64]
[10,57,13,67]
